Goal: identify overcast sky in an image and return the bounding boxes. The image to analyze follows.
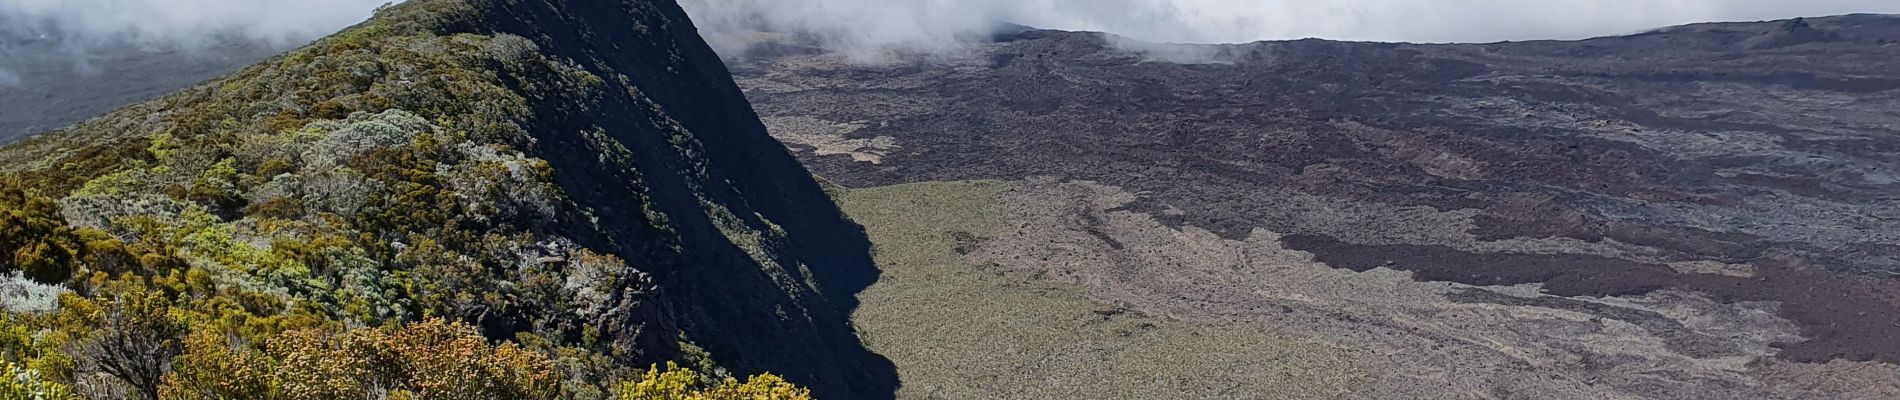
[3,0,1900,64]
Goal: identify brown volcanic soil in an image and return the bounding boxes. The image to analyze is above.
[729,13,1900,369]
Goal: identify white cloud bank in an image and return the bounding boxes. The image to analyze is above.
[2,0,1898,70]
[0,0,393,86]
[678,0,1900,60]
[0,0,391,47]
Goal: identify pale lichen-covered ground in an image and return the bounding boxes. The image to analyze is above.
[840,181,1362,399]
[761,116,899,164]
[841,180,1900,399]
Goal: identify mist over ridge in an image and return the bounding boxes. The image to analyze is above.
[3,0,1899,71]
[677,0,1900,60]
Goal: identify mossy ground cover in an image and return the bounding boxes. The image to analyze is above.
[839,180,1361,399]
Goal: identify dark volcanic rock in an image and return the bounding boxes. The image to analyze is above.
[1740,18,1847,50]
[730,14,1900,365]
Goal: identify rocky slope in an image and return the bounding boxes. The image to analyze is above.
[734,14,1900,399]
[0,0,890,397]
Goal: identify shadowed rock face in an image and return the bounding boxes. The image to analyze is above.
[728,13,1900,372]
[461,1,895,396]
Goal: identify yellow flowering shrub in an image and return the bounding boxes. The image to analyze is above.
[616,362,811,400]
[158,333,275,399]
[161,318,558,400]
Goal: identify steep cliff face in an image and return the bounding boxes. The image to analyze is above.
[461,0,894,395]
[0,0,892,397]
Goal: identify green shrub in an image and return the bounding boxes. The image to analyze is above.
[0,359,72,400]
[0,179,84,284]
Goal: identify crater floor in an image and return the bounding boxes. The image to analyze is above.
[748,15,1900,399]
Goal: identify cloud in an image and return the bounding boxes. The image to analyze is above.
[3,0,1898,70]
[677,0,1900,61]
[0,0,391,86]
[0,0,391,48]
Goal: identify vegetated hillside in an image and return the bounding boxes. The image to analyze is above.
[733,15,1900,399]
[0,0,890,398]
